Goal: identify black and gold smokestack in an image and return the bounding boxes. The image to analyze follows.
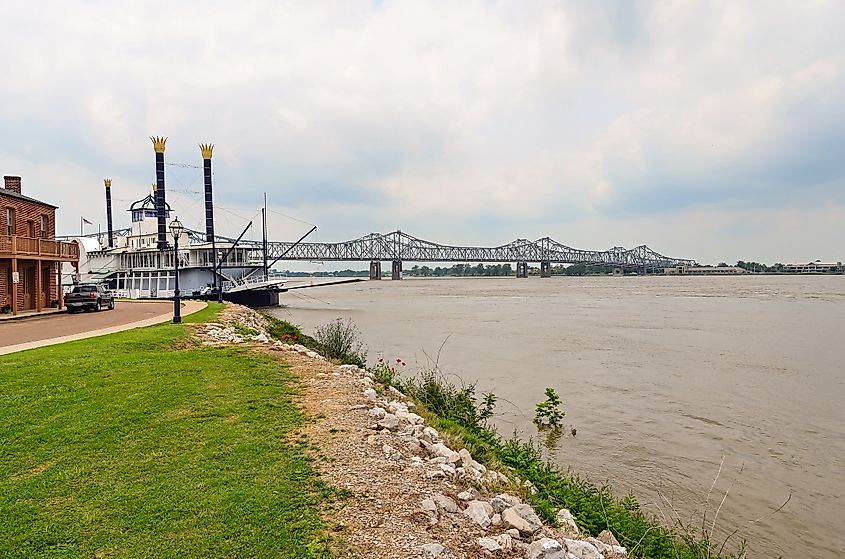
[200,143,220,299]
[104,178,114,248]
[151,136,168,249]
[200,143,215,241]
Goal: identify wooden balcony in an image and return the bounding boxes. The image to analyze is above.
[0,235,79,261]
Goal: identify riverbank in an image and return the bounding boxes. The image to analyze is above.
[275,276,843,558]
[1,302,754,557]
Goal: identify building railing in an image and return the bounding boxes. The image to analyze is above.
[0,235,79,259]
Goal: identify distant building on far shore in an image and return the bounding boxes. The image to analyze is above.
[784,261,843,274]
[664,265,746,275]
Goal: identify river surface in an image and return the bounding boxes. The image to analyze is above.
[270,276,845,558]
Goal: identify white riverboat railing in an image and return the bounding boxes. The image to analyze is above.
[223,274,287,293]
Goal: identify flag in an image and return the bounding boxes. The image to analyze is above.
[82,217,93,225]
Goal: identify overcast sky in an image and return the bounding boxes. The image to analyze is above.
[2,1,843,265]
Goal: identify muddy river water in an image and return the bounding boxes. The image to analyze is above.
[270,275,844,557]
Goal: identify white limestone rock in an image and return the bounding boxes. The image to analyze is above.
[421,426,440,443]
[461,465,483,481]
[368,407,387,419]
[463,499,494,528]
[490,497,510,513]
[431,493,459,514]
[377,414,400,431]
[495,493,521,507]
[501,503,543,535]
[458,448,486,473]
[563,538,604,559]
[457,487,481,501]
[387,400,408,414]
[421,543,445,556]
[420,498,439,525]
[363,388,377,401]
[477,537,502,552]
[495,533,513,550]
[396,411,424,425]
[586,537,626,559]
[430,443,461,464]
[525,538,566,559]
[382,444,402,460]
[556,508,580,535]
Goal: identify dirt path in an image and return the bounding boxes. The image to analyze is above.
[194,305,627,559]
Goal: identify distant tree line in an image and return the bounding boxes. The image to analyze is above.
[279,269,369,278]
[407,263,617,276]
[406,263,514,277]
[709,261,786,272]
[736,261,785,273]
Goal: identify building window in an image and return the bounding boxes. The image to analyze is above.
[5,208,14,237]
[40,215,48,238]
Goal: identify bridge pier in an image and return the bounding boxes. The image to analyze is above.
[540,261,551,278]
[516,261,529,278]
[369,261,382,280]
[391,260,402,280]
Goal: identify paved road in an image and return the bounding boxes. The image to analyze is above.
[0,301,182,350]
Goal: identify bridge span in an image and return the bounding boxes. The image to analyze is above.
[68,228,696,280]
[238,230,697,279]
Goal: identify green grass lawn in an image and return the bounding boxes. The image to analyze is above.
[0,304,333,559]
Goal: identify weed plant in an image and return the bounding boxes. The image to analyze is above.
[313,318,367,367]
[533,387,565,428]
[231,322,259,337]
[262,314,366,368]
[261,314,323,351]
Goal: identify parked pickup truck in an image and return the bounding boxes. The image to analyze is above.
[65,284,115,313]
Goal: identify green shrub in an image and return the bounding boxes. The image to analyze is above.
[261,313,322,352]
[313,318,367,367]
[534,387,565,428]
[371,359,400,388]
[231,322,259,337]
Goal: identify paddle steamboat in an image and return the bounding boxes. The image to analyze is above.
[64,139,287,307]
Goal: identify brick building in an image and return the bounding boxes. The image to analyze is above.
[0,175,79,315]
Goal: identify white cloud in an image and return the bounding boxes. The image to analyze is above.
[1,1,843,264]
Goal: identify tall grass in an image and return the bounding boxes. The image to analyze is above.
[313,318,367,368]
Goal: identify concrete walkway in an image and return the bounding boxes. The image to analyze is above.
[0,300,207,356]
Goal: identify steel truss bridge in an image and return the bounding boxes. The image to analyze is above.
[68,229,696,277]
[240,230,697,272]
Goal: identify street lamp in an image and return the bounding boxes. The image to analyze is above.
[169,217,184,324]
